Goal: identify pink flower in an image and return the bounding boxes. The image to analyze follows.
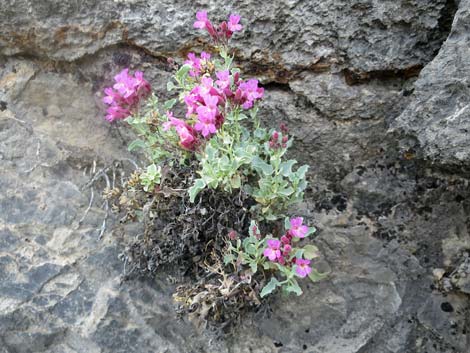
[162,111,185,131]
[194,114,217,137]
[263,239,281,262]
[199,77,216,96]
[194,94,219,138]
[134,71,151,94]
[236,79,264,109]
[102,87,121,105]
[194,11,208,29]
[200,51,211,61]
[163,112,197,150]
[289,217,309,238]
[105,105,130,122]
[102,68,151,122]
[175,124,197,150]
[113,69,137,99]
[216,70,231,90]
[185,53,201,77]
[295,258,312,278]
[184,93,199,117]
[193,11,217,39]
[228,14,242,32]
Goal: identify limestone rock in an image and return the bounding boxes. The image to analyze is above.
[394,0,470,168]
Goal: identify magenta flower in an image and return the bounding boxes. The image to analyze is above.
[263,239,281,261]
[103,68,151,122]
[184,93,199,117]
[163,112,197,150]
[215,70,231,90]
[194,11,208,29]
[162,111,185,131]
[194,11,241,43]
[112,69,137,99]
[185,53,201,77]
[175,124,197,150]
[194,114,217,137]
[199,76,215,96]
[228,14,242,32]
[185,52,211,77]
[194,94,219,137]
[193,11,217,39]
[237,79,264,109]
[105,105,130,122]
[295,258,312,278]
[200,51,211,61]
[102,87,121,105]
[134,71,151,93]
[289,217,309,238]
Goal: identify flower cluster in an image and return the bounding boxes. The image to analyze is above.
[269,123,289,150]
[162,111,198,150]
[194,11,242,45]
[103,69,151,122]
[263,217,312,277]
[185,51,211,77]
[176,71,263,137]
[164,14,263,148]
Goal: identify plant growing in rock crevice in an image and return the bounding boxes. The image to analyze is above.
[101,10,326,327]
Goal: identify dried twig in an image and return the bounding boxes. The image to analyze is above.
[79,187,94,225]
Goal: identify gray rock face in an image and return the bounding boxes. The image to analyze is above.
[394,0,470,168]
[1,0,470,352]
[0,0,451,76]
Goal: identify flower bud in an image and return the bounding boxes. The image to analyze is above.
[280,122,288,134]
[228,230,237,240]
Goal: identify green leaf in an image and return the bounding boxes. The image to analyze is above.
[219,155,231,172]
[167,81,176,91]
[277,187,294,197]
[163,98,177,110]
[246,243,256,255]
[305,226,316,237]
[264,213,278,221]
[303,244,320,260]
[223,254,235,265]
[230,174,241,189]
[188,179,206,203]
[296,165,309,179]
[284,217,291,230]
[279,160,297,177]
[285,279,303,296]
[128,139,146,152]
[175,64,191,81]
[147,164,157,174]
[260,277,280,298]
[308,268,328,283]
[252,156,273,176]
[249,262,258,273]
[254,128,267,140]
[294,248,304,259]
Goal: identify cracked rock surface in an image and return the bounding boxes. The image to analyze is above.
[1,1,469,352]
